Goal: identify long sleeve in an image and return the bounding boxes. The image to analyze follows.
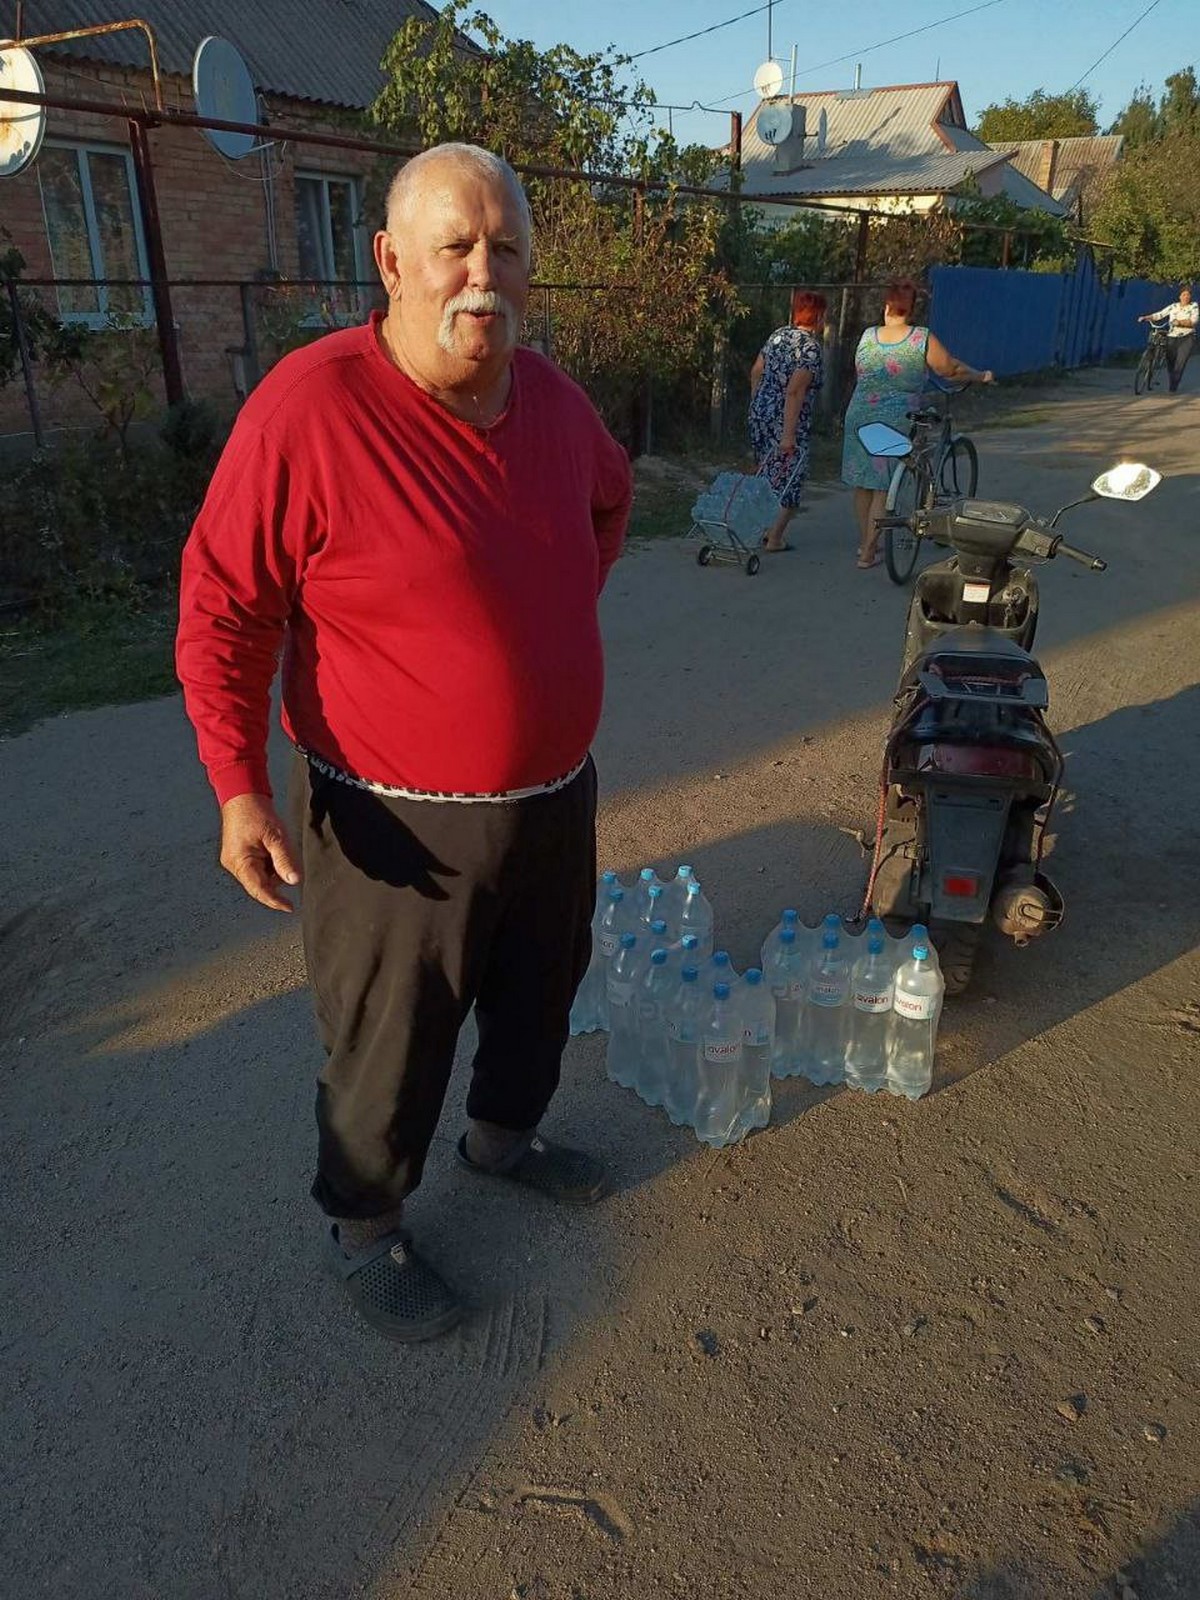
[591,425,633,592]
[176,422,312,805]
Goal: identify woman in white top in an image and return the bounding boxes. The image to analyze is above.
[1138,285,1198,393]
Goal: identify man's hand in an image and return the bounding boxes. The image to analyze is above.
[219,793,302,913]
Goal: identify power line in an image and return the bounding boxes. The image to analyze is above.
[1066,0,1164,92]
[625,3,775,63]
[700,0,1010,109]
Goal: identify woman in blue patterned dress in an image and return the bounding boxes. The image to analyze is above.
[748,289,827,552]
[842,278,992,569]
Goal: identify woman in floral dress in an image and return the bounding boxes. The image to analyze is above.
[748,290,827,552]
[842,278,993,569]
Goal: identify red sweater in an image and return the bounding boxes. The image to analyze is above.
[177,316,632,804]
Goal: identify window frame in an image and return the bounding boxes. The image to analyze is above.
[293,170,367,321]
[37,139,154,329]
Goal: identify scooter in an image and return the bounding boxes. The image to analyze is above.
[856,421,1161,994]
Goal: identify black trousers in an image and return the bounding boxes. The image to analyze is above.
[1166,333,1194,391]
[289,753,597,1219]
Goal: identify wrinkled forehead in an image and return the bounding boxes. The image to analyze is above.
[407,164,529,243]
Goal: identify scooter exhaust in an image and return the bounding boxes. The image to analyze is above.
[991,873,1064,945]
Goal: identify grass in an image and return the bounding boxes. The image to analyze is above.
[0,595,177,738]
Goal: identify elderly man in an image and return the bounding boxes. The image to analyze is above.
[177,144,632,1343]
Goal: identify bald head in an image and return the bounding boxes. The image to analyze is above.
[385,143,532,258]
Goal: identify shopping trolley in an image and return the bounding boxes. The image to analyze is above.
[686,453,807,576]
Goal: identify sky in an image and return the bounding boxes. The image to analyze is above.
[474,0,1191,149]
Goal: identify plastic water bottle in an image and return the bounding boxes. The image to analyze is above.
[887,933,945,1100]
[666,932,701,980]
[733,968,774,1134]
[760,908,799,972]
[704,949,736,988]
[605,933,642,1088]
[800,924,851,1085]
[679,878,715,961]
[639,882,667,932]
[634,868,667,923]
[660,865,695,933]
[845,920,894,1093]
[636,948,676,1107]
[695,983,744,1147]
[663,966,705,1126]
[592,887,636,1031]
[765,927,806,1077]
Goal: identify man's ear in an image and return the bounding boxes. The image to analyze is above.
[373,231,402,301]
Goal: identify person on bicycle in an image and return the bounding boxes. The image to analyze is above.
[748,289,827,553]
[841,278,993,570]
[1138,286,1197,393]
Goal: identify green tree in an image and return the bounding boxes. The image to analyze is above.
[1109,84,1160,148]
[976,88,1099,142]
[370,0,739,442]
[1091,126,1200,279]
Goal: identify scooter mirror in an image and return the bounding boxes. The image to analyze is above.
[857,422,912,458]
[1091,462,1161,501]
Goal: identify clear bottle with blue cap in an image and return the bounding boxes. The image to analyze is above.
[664,965,705,1126]
[887,926,944,1100]
[695,981,744,1146]
[765,927,805,1076]
[732,967,774,1134]
[636,946,677,1107]
[605,932,642,1087]
[845,918,894,1091]
[799,915,851,1084]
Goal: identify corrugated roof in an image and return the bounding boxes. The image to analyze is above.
[988,135,1123,200]
[22,0,439,110]
[729,81,1066,214]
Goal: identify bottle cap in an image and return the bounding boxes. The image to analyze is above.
[651,919,668,935]
[640,868,656,883]
[714,982,730,1000]
[712,951,730,967]
[649,884,663,900]
[780,929,796,945]
[912,922,929,941]
[782,908,798,923]
[608,887,624,902]
[601,869,618,885]
[620,932,637,948]
[681,966,698,982]
[867,916,885,936]
[651,948,668,964]
[822,931,838,949]
[686,879,701,896]
[682,934,699,949]
[913,944,929,961]
[745,968,762,984]
[823,912,841,929]
[868,936,884,954]
[678,865,693,878]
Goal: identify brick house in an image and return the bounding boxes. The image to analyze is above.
[1,0,438,440]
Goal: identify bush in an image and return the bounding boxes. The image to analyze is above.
[0,415,226,622]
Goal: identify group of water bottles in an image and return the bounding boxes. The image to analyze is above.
[570,865,946,1149]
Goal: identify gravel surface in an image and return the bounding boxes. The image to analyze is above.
[2,368,1198,1599]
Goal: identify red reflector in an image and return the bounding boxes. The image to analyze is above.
[944,873,981,897]
[917,743,1041,779]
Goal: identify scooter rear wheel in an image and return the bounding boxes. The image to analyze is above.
[930,920,982,997]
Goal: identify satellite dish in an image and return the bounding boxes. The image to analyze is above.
[193,36,258,159]
[0,45,47,179]
[753,59,785,100]
[816,107,828,156]
[758,103,795,147]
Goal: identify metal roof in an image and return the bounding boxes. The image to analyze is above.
[730,82,1066,214]
[17,0,440,110]
[988,135,1124,199]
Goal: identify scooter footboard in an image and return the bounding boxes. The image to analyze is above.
[922,786,1013,924]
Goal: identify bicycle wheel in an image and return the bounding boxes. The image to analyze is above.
[1133,349,1152,395]
[884,462,928,585]
[939,435,978,498]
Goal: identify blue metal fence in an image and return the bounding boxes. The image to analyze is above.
[928,260,1178,377]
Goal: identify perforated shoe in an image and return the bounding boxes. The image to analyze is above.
[329,1226,463,1343]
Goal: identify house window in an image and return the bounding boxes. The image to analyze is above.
[37,143,152,326]
[294,173,364,313]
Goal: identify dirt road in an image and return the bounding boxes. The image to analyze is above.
[3,369,1198,1599]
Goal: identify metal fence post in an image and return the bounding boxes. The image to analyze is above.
[5,277,46,449]
[127,116,185,406]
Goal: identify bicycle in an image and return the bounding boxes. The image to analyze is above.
[1134,318,1169,395]
[878,387,979,585]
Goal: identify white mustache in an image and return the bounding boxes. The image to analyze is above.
[437,288,518,351]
